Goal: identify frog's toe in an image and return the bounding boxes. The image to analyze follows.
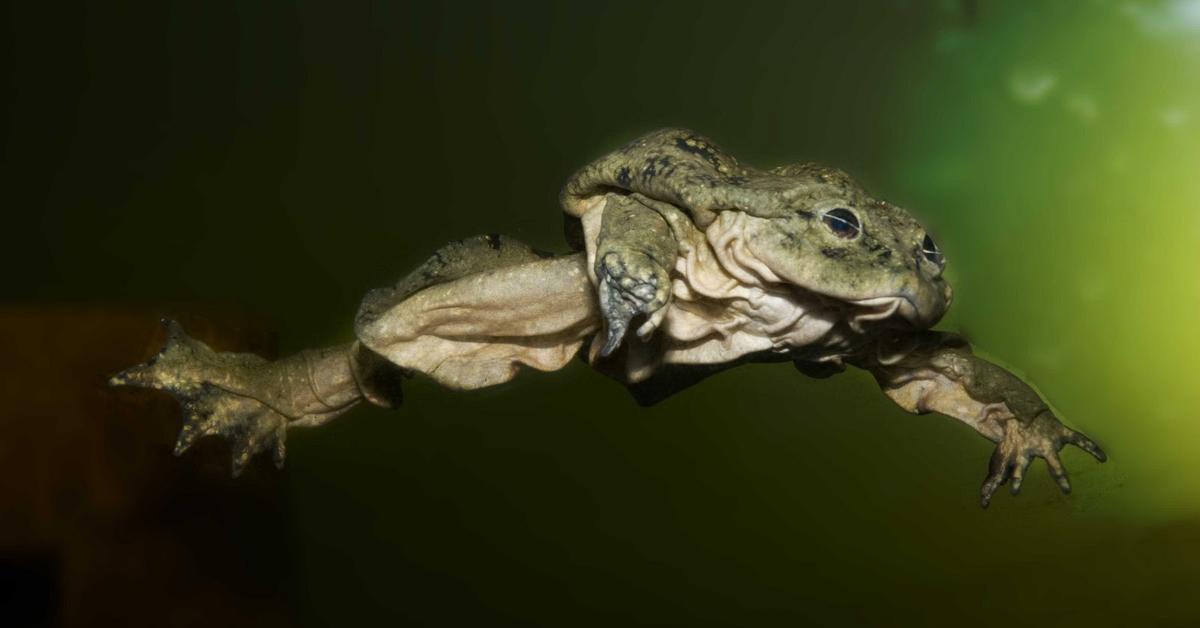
[600,252,670,307]
[597,274,638,357]
[170,382,288,476]
[1064,428,1107,462]
[595,250,671,356]
[111,319,290,475]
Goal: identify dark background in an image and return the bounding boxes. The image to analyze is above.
[5,1,1200,626]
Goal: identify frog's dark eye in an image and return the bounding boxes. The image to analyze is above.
[821,208,861,239]
[922,234,945,267]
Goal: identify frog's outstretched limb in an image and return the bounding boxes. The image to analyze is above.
[109,320,398,475]
[110,234,601,474]
[857,332,1107,508]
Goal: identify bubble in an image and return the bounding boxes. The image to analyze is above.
[1160,106,1190,128]
[1065,93,1100,123]
[1009,70,1058,104]
[1122,0,1200,35]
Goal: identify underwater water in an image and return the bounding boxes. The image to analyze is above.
[6,0,1200,625]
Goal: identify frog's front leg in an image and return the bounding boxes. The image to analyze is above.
[592,194,679,356]
[857,332,1107,508]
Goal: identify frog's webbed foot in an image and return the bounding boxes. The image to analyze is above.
[170,383,288,476]
[108,320,289,476]
[596,248,671,357]
[979,411,1107,508]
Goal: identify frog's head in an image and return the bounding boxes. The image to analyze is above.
[714,164,952,331]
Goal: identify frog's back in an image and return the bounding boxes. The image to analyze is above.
[560,128,854,231]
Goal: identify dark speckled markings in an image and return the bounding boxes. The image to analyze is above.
[673,135,724,170]
[616,166,632,187]
[641,159,657,181]
[563,128,889,225]
[640,156,675,184]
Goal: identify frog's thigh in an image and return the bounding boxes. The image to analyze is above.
[357,254,601,390]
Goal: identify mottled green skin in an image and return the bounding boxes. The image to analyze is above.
[563,128,874,221]
[564,128,1105,507]
[562,128,953,354]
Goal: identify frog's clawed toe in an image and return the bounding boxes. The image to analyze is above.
[978,413,1106,509]
[595,251,671,357]
[109,319,287,476]
[108,319,206,390]
[173,384,287,476]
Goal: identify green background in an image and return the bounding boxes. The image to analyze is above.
[8,0,1200,625]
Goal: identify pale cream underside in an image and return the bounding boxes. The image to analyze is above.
[580,197,843,383]
[357,196,845,390]
[355,255,601,390]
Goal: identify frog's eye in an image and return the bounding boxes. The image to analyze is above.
[921,234,945,267]
[821,208,861,239]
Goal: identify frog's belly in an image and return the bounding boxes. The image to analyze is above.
[659,280,840,366]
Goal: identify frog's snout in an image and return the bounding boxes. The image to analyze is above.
[906,277,952,328]
[855,276,950,330]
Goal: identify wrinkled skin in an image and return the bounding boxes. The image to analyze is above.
[112,129,1105,507]
[562,128,953,352]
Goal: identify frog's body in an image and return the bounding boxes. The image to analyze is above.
[111,129,1105,508]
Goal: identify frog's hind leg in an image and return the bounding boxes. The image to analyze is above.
[354,239,602,391]
[109,321,400,475]
[105,234,536,474]
[109,234,600,474]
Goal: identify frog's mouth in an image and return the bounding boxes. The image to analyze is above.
[846,295,920,333]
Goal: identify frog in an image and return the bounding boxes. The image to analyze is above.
[110,128,1106,508]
